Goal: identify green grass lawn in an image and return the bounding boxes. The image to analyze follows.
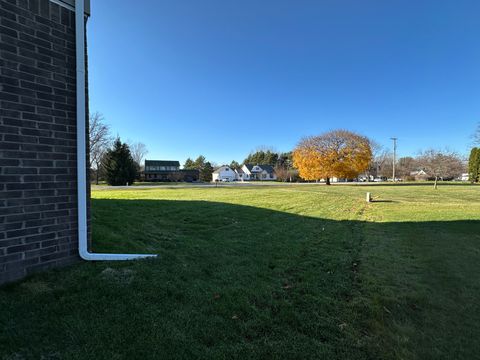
[1,184,479,359]
[92,181,186,186]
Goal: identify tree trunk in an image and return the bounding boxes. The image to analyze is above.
[434,176,438,189]
[326,177,331,185]
[96,168,99,185]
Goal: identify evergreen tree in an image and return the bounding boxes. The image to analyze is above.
[103,138,137,186]
[468,147,480,183]
[183,158,195,169]
[194,155,206,170]
[200,161,214,182]
[277,152,293,168]
[230,160,241,170]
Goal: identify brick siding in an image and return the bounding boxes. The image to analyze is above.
[0,0,89,284]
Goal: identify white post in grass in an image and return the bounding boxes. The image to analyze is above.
[366,192,372,202]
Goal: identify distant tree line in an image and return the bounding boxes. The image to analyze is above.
[90,111,474,187]
[368,151,464,182]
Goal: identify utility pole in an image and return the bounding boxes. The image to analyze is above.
[390,137,397,182]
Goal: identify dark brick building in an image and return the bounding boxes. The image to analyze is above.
[0,0,90,284]
[144,160,199,182]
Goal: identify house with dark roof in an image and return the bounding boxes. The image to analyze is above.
[240,164,277,181]
[144,160,199,182]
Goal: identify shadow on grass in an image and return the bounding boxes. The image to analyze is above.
[1,198,479,360]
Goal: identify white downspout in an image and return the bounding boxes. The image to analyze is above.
[76,0,156,260]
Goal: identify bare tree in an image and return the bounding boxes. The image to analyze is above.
[274,166,289,182]
[89,112,111,185]
[363,140,395,180]
[253,145,278,153]
[128,141,149,170]
[396,156,418,179]
[373,149,393,179]
[417,149,465,189]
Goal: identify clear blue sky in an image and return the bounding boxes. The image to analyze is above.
[88,0,480,165]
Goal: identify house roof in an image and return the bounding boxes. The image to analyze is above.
[410,170,428,176]
[145,160,180,167]
[213,165,233,174]
[259,165,275,174]
[244,164,275,174]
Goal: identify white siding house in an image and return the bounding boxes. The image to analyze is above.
[241,164,277,181]
[212,166,237,182]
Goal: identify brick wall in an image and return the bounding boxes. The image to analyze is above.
[0,0,89,284]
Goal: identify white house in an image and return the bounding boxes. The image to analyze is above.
[235,167,247,181]
[212,166,237,182]
[460,173,469,182]
[410,170,429,181]
[240,164,277,181]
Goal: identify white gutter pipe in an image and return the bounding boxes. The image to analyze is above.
[76,0,156,260]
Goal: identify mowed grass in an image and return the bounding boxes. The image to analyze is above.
[1,184,479,359]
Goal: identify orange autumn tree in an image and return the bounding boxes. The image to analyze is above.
[293,130,372,185]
